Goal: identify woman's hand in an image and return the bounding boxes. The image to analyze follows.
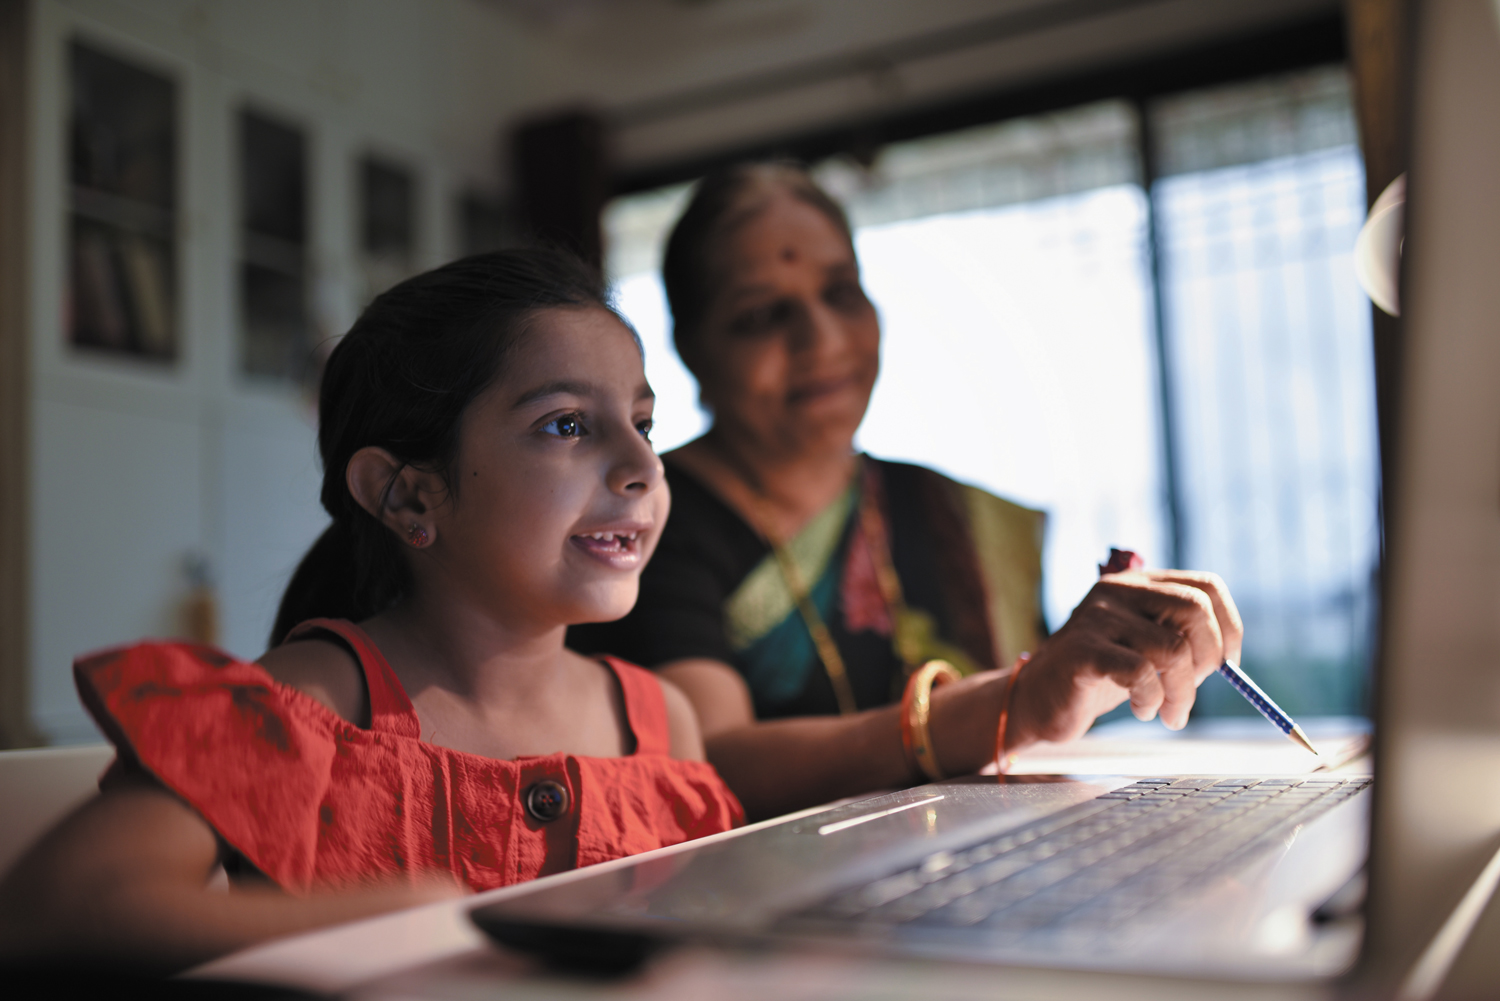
[664,569,1242,818]
[1006,569,1245,747]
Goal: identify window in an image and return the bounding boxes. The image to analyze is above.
[604,64,1376,720]
[825,100,1164,639]
[603,183,697,448]
[67,41,177,361]
[1150,70,1375,717]
[239,110,309,381]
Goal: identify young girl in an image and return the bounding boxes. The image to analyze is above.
[0,249,743,973]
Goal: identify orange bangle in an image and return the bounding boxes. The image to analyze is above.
[994,652,1030,774]
[900,660,962,782]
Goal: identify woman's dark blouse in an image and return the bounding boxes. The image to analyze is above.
[568,459,1041,720]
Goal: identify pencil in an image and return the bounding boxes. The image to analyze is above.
[1215,659,1321,756]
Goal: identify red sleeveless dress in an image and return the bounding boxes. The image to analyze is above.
[73,619,743,894]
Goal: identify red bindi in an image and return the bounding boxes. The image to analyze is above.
[779,246,798,262]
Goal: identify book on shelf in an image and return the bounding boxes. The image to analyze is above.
[117,234,173,356]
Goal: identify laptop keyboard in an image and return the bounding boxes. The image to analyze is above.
[791,776,1371,935]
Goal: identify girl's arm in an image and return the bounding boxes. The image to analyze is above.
[0,772,459,974]
[2,633,444,976]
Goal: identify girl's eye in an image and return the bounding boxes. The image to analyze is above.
[636,419,654,442]
[542,413,587,438]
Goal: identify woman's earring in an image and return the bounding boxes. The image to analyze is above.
[406,523,430,548]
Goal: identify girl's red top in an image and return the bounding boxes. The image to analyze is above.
[72,618,744,895]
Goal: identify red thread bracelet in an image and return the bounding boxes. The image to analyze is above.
[994,652,1030,774]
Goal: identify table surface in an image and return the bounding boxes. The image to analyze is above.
[193,843,1340,1001]
[191,725,1375,1000]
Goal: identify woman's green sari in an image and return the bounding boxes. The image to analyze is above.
[723,457,1046,712]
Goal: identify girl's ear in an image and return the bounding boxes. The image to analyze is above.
[346,446,447,544]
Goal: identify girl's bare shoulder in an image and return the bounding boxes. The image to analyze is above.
[658,676,706,762]
[258,639,370,727]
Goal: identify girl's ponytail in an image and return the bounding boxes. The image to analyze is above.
[267,248,613,648]
[270,521,361,646]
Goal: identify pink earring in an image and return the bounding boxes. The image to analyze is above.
[406,523,429,548]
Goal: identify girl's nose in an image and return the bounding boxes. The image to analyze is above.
[606,424,665,496]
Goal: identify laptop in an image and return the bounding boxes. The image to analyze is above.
[472,1,1500,993]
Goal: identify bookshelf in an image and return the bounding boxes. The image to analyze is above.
[67,41,177,361]
[239,109,309,381]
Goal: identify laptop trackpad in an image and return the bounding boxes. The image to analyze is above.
[474,775,1123,935]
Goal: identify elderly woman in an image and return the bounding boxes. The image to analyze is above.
[570,163,1241,821]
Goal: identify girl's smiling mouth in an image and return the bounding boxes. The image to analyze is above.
[570,526,648,568]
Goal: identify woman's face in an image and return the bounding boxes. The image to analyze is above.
[691,190,880,460]
[433,306,669,630]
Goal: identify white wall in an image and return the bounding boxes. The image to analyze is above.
[23,0,539,741]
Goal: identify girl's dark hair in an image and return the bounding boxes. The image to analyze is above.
[269,248,612,646]
[660,161,853,369]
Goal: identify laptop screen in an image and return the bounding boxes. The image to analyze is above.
[1362,0,1500,992]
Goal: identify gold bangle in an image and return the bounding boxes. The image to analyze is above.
[901,659,962,782]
